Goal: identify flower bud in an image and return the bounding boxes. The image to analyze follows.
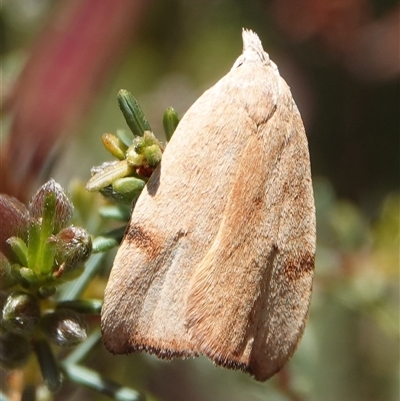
[0,195,29,260]
[111,177,146,204]
[2,291,41,334]
[0,332,31,369]
[19,267,39,287]
[126,131,163,169]
[142,130,163,148]
[101,133,127,160]
[163,107,180,141]
[41,309,87,347]
[126,146,144,167]
[53,226,92,274]
[29,180,73,233]
[144,144,163,167]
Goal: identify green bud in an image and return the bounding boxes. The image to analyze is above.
[112,177,146,203]
[19,267,39,287]
[117,89,151,136]
[2,291,41,334]
[126,146,144,167]
[163,107,180,141]
[41,309,87,347]
[143,130,163,148]
[0,332,31,369]
[101,133,127,160]
[132,135,146,154]
[144,144,163,167]
[29,180,73,233]
[126,132,163,168]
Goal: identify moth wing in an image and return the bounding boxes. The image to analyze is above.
[186,77,315,381]
[101,30,315,382]
[101,70,258,357]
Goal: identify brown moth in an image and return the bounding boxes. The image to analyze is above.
[101,29,316,381]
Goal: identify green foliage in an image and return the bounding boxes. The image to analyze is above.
[0,92,183,400]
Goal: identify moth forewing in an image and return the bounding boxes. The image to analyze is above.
[185,72,315,381]
[101,28,316,382]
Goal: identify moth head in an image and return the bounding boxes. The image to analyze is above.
[231,28,271,70]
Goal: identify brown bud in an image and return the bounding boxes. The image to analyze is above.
[0,195,29,260]
[41,309,87,347]
[53,226,92,276]
[2,291,41,334]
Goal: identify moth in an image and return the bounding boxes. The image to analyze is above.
[101,29,316,381]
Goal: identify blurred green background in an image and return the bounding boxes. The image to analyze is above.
[0,0,399,400]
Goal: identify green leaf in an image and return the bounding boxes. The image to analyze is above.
[6,237,28,267]
[86,160,134,192]
[33,338,63,392]
[117,90,151,137]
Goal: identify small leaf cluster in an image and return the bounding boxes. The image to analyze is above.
[0,89,177,399]
[86,89,179,205]
[0,180,92,391]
